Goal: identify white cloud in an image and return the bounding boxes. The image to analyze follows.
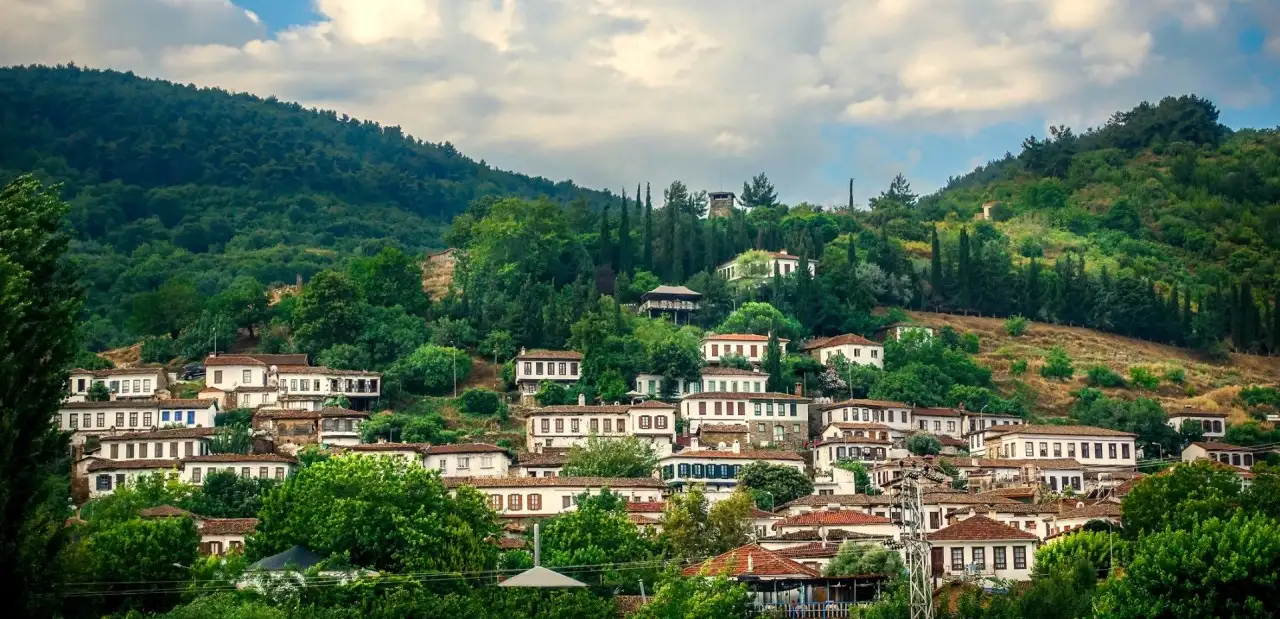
[0,0,1265,204]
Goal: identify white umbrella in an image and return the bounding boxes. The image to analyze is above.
[497,524,586,588]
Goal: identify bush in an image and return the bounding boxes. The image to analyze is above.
[961,333,980,354]
[1086,365,1126,388]
[1011,359,1028,376]
[139,336,178,364]
[905,434,942,455]
[457,388,501,416]
[388,345,472,396]
[1004,315,1029,337]
[1163,366,1186,385]
[1040,346,1075,381]
[1128,366,1159,391]
[536,381,570,406]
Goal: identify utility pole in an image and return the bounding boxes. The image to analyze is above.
[896,461,943,619]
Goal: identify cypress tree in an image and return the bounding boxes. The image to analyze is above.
[598,199,613,269]
[667,204,682,282]
[1272,291,1279,355]
[929,226,942,307]
[1181,286,1193,345]
[617,191,631,275]
[847,232,859,268]
[643,183,653,272]
[1240,281,1257,352]
[765,328,785,393]
[1167,286,1181,345]
[704,219,717,273]
[957,227,971,311]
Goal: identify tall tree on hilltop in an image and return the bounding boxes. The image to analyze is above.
[929,226,942,307]
[764,328,785,393]
[1,176,80,617]
[598,199,613,269]
[643,182,654,273]
[617,190,631,275]
[740,172,778,209]
[957,227,972,310]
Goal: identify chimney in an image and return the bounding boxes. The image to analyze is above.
[295,273,303,288]
[731,440,741,454]
[577,393,586,407]
[753,367,761,373]
[747,553,754,573]
[690,436,700,451]
[519,347,527,356]
[794,382,803,397]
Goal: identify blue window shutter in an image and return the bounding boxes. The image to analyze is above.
[187,411,195,424]
[692,464,703,478]
[678,463,689,477]
[161,411,169,422]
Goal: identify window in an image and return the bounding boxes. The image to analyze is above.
[617,418,625,432]
[951,548,964,571]
[590,419,599,433]
[122,380,130,394]
[1108,443,1117,459]
[1025,521,1035,530]
[647,380,656,394]
[490,494,503,510]
[871,349,879,358]
[523,362,531,375]
[1039,442,1048,457]
[562,495,573,509]
[919,420,927,430]
[656,415,668,429]
[1232,453,1242,466]
[994,547,1007,569]
[699,402,707,415]
[459,457,471,470]
[692,464,704,478]
[862,410,870,422]
[1212,420,1222,433]
[535,362,544,375]
[790,403,798,417]
[1094,443,1103,459]
[756,423,765,432]
[481,456,494,469]
[766,402,774,416]
[109,444,118,458]
[275,467,285,479]
[571,419,580,433]
[711,344,719,357]
[69,414,78,429]
[528,494,542,510]
[929,512,940,529]
[555,419,564,432]
[714,402,722,415]
[109,380,119,393]
[1053,443,1061,457]
[558,362,567,375]
[129,412,138,427]
[96,412,104,427]
[754,403,762,415]
[170,442,178,457]
[143,412,152,426]
[508,494,522,510]
[191,467,202,483]
[603,419,612,433]
[1013,546,1027,569]
[259,466,268,478]
[1024,442,1033,457]
[156,443,164,458]
[242,370,251,383]
[133,379,141,392]
[213,370,222,384]
[139,443,148,458]
[948,421,955,432]
[933,421,941,431]
[187,411,195,425]
[161,411,169,423]
[1067,443,1076,458]
[240,467,250,478]
[1121,444,1130,459]
[95,475,112,491]
[540,419,550,433]
[185,442,193,457]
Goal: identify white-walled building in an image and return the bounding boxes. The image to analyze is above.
[964,413,1025,455]
[1048,502,1122,538]
[318,407,368,446]
[813,436,893,474]
[658,444,804,500]
[983,425,1138,471]
[426,443,512,478]
[525,399,677,452]
[701,334,787,365]
[1182,441,1258,470]
[716,250,817,281]
[950,504,1063,540]
[514,448,569,478]
[514,349,582,403]
[340,442,431,465]
[680,392,810,448]
[927,516,1038,583]
[771,509,897,539]
[86,452,296,497]
[87,459,181,497]
[912,408,964,439]
[1167,409,1227,439]
[204,354,381,411]
[700,366,769,394]
[99,427,215,461]
[66,367,169,402]
[182,453,297,485]
[800,334,884,369]
[443,476,666,518]
[817,399,913,436]
[58,399,219,446]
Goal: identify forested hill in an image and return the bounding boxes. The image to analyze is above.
[0,65,611,346]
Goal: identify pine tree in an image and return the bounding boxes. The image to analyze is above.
[765,328,785,393]
[617,191,631,275]
[598,199,613,269]
[847,233,858,268]
[929,226,942,307]
[1240,281,1257,352]
[703,220,717,273]
[1168,286,1181,345]
[957,227,972,311]
[643,183,653,272]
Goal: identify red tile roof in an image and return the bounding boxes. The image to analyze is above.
[820,398,909,410]
[703,333,782,342]
[775,510,893,528]
[801,334,878,350]
[628,513,662,525]
[343,442,431,453]
[632,400,677,409]
[625,501,667,513]
[200,518,258,535]
[700,367,764,377]
[318,407,370,418]
[1056,502,1122,520]
[773,541,845,560]
[914,408,963,418]
[1191,441,1252,452]
[139,505,196,519]
[989,424,1137,438]
[515,349,583,360]
[254,409,321,420]
[927,515,1038,541]
[101,427,217,441]
[86,458,180,472]
[699,424,749,433]
[1169,409,1228,418]
[443,476,666,489]
[664,448,804,462]
[816,436,891,446]
[62,399,217,410]
[184,453,296,464]
[826,422,892,432]
[70,367,167,377]
[683,391,810,402]
[777,494,897,509]
[425,443,508,455]
[683,544,820,578]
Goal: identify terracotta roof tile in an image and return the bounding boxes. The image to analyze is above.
[62,399,217,410]
[698,424,749,433]
[775,510,892,528]
[201,518,258,535]
[702,333,783,342]
[826,422,893,432]
[531,405,633,415]
[254,409,321,420]
[158,399,220,408]
[1169,409,1228,418]
[772,541,845,559]
[700,367,764,377]
[664,448,804,462]
[683,391,810,402]
[1056,503,1122,520]
[204,355,268,367]
[1191,441,1252,452]
[927,515,1038,541]
[101,427,217,441]
[71,367,167,377]
[318,407,370,418]
[87,458,180,472]
[625,501,667,513]
[343,443,431,453]
[632,400,676,409]
[777,494,897,509]
[184,453,296,464]
[820,398,909,411]
[425,443,508,455]
[628,513,662,525]
[139,505,196,519]
[443,476,666,489]
[914,408,963,418]
[989,424,1137,438]
[683,544,819,577]
[816,436,892,446]
[515,349,583,360]
[801,334,879,350]
[516,452,569,467]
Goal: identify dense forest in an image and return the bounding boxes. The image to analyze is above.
[0,65,613,347]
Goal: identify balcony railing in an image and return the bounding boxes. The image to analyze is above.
[753,602,868,617]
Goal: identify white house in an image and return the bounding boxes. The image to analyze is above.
[66,367,169,402]
[425,443,512,478]
[963,413,1025,455]
[775,494,899,518]
[800,334,884,369]
[1167,408,1227,439]
[813,436,893,474]
[87,459,182,497]
[443,476,667,518]
[680,391,810,448]
[197,518,258,556]
[513,349,583,402]
[58,399,219,446]
[182,453,297,485]
[1048,502,1122,538]
[658,443,805,500]
[951,504,1064,540]
[817,399,913,436]
[99,427,215,461]
[716,250,818,282]
[341,442,432,465]
[318,407,368,446]
[699,366,769,394]
[514,448,569,478]
[912,408,964,439]
[927,516,1038,583]
[983,425,1138,471]
[525,398,677,452]
[701,333,787,365]
[1182,441,1258,470]
[205,353,381,411]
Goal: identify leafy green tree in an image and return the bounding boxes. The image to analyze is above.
[868,363,953,407]
[130,276,202,339]
[1178,419,1206,445]
[736,461,813,509]
[87,381,111,402]
[825,541,904,576]
[539,489,659,588]
[140,336,178,364]
[360,412,458,445]
[1040,346,1074,380]
[563,435,657,478]
[211,275,270,338]
[480,329,517,364]
[833,460,876,494]
[1094,512,1280,619]
[348,245,429,315]
[535,381,570,406]
[431,316,478,348]
[348,304,431,369]
[715,302,804,341]
[905,434,942,455]
[1121,460,1244,536]
[764,330,785,393]
[159,593,285,619]
[0,175,79,617]
[1086,365,1126,388]
[387,344,471,396]
[457,388,502,416]
[633,567,753,619]
[1127,366,1159,391]
[1004,315,1028,336]
[179,469,277,518]
[175,310,239,360]
[717,352,751,370]
[1034,530,1128,577]
[248,454,499,572]
[659,487,753,560]
[292,270,367,356]
[740,172,779,209]
[1011,359,1028,376]
[64,517,199,617]
[208,423,252,454]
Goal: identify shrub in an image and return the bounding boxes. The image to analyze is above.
[1004,315,1029,337]
[1010,359,1028,376]
[1040,346,1074,381]
[140,336,178,364]
[1086,365,1126,388]
[1128,366,1160,391]
[457,388,501,416]
[1163,366,1186,385]
[905,434,942,455]
[961,333,980,354]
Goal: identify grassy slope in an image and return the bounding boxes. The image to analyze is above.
[903,309,1279,422]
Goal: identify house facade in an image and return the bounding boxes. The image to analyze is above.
[341,442,431,465]
[638,285,701,323]
[701,334,787,365]
[800,334,884,369]
[1167,409,1227,438]
[813,435,893,474]
[1182,441,1258,470]
[680,392,810,448]
[963,413,1024,455]
[182,453,297,485]
[426,443,512,478]
[204,353,380,411]
[66,367,169,402]
[716,251,818,282]
[817,399,913,437]
[658,444,805,500]
[525,399,677,452]
[514,349,582,402]
[927,516,1038,583]
[443,476,666,518]
[912,408,964,439]
[58,399,219,446]
[99,427,214,461]
[983,425,1138,471]
[771,509,897,539]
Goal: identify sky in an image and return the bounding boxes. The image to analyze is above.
[1,0,1277,207]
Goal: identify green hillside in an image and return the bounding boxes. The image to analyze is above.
[0,65,612,347]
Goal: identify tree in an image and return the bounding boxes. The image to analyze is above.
[905,434,942,455]
[539,489,659,588]
[248,454,499,573]
[643,182,654,272]
[292,270,367,356]
[211,275,270,338]
[1040,345,1075,381]
[1004,315,1028,336]
[348,245,429,315]
[563,435,658,478]
[64,516,200,616]
[207,424,252,454]
[740,172,779,209]
[1094,512,1280,619]
[481,329,517,364]
[457,388,502,416]
[598,198,613,268]
[833,460,876,494]
[736,461,813,509]
[1086,365,1126,388]
[387,344,472,396]
[1034,530,1128,577]
[660,487,753,559]
[632,566,753,619]
[360,411,458,445]
[618,191,632,274]
[130,276,201,339]
[1121,460,1244,536]
[87,381,111,402]
[715,302,804,341]
[535,381,570,406]
[825,541,904,576]
[764,330,785,393]
[180,469,276,518]
[0,175,79,617]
